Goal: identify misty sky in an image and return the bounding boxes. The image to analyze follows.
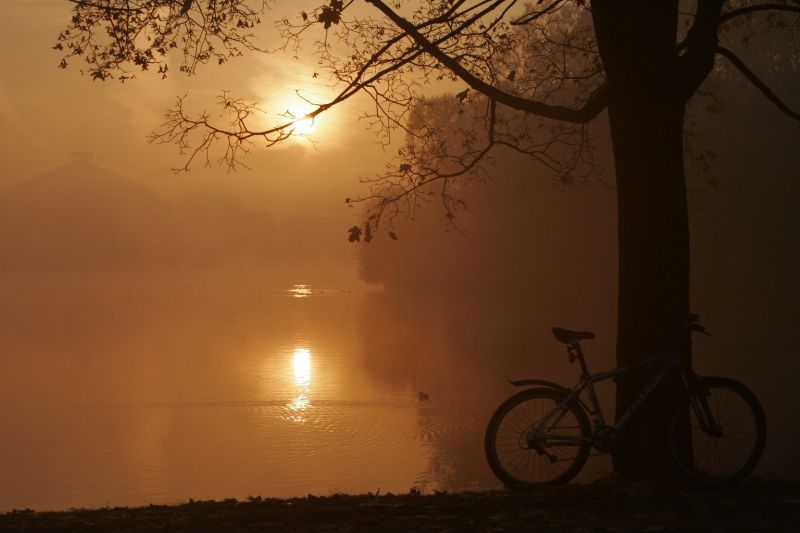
[1,2,800,509]
[2,1,798,318]
[0,0,402,277]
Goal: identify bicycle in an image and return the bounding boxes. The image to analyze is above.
[484,316,767,487]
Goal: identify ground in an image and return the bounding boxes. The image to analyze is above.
[2,481,798,532]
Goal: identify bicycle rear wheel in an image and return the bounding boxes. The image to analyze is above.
[670,377,766,486]
[485,387,591,487]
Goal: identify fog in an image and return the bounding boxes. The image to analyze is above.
[356,74,800,485]
[0,156,362,282]
[1,0,798,512]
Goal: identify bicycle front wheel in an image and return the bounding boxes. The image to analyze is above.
[485,387,591,487]
[670,377,766,487]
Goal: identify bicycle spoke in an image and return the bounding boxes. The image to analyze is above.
[486,388,591,486]
[673,378,765,486]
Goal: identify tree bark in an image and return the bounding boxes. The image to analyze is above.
[592,1,691,479]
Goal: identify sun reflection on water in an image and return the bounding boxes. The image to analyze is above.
[293,348,311,386]
[290,284,312,298]
[288,348,313,420]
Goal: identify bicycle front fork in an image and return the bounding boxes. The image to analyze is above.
[688,383,722,437]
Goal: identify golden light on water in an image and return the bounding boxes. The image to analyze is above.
[288,347,312,416]
[289,394,310,412]
[293,348,312,386]
[290,284,312,298]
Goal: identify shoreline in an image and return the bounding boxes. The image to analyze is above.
[2,482,799,532]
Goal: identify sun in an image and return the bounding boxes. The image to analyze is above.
[284,102,317,135]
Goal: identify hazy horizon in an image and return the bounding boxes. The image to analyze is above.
[1,0,799,513]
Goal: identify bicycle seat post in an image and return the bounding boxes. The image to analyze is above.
[568,342,591,379]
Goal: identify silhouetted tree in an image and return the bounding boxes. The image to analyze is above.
[57,0,800,480]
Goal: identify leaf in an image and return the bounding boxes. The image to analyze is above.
[455,89,469,102]
[318,0,344,29]
[347,226,361,242]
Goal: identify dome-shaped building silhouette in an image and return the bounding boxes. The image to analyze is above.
[0,158,173,274]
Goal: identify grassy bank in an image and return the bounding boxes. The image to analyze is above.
[2,482,799,532]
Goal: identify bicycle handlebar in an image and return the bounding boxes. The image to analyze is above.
[688,313,711,335]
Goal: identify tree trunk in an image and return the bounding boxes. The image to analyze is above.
[592,1,691,479]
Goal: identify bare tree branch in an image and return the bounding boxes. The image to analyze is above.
[363,0,607,124]
[56,0,798,242]
[66,0,141,12]
[716,45,800,121]
[57,0,269,79]
[676,0,726,101]
[511,0,567,25]
[719,3,800,25]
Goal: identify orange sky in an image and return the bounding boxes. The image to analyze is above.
[0,0,400,267]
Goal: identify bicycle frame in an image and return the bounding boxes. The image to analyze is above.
[586,352,683,430]
[534,349,694,445]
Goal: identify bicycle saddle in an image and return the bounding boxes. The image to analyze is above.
[552,327,595,344]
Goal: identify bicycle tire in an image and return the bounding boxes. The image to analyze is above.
[669,376,766,487]
[485,387,591,487]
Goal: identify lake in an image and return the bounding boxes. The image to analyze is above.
[0,272,794,512]
[0,275,506,512]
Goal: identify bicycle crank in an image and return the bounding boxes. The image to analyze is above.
[591,425,617,453]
